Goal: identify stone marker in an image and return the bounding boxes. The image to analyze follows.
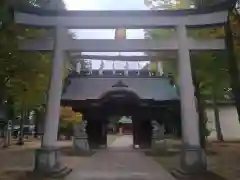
[151,120,166,151]
[73,121,90,153]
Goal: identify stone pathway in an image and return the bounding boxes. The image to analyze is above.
[66,135,176,180]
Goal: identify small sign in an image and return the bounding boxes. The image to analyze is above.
[7,120,12,130]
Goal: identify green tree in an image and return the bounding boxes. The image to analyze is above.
[0,0,70,145]
[144,0,236,144]
[225,9,240,124]
[192,52,230,141]
[144,0,193,9]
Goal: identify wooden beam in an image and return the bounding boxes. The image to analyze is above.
[72,55,162,61]
[19,38,226,52]
[14,10,227,28]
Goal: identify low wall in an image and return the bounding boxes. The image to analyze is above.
[206,105,240,141]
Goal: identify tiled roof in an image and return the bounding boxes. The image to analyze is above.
[61,76,179,101]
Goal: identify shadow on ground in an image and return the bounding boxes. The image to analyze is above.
[190,171,227,180]
[60,147,95,157]
[0,171,38,180]
[145,150,180,157]
[145,145,217,157]
[147,141,240,180]
[0,170,67,180]
[171,170,228,180]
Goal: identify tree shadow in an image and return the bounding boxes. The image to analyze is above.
[168,142,219,157]
[171,170,228,180]
[170,144,182,149]
[0,170,42,180]
[145,150,180,157]
[206,150,218,156]
[60,147,95,157]
[202,172,228,180]
[188,171,227,180]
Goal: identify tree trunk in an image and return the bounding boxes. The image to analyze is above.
[212,88,224,141]
[34,109,39,138]
[192,71,206,149]
[17,110,25,145]
[0,88,7,121]
[225,13,240,124]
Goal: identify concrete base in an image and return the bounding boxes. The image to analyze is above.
[151,139,167,151]
[171,147,206,179]
[34,147,72,178]
[89,142,99,149]
[133,144,140,149]
[140,144,151,149]
[99,144,107,149]
[171,168,203,180]
[73,137,90,152]
[180,146,206,173]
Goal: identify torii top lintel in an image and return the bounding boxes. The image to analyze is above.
[13,0,237,29]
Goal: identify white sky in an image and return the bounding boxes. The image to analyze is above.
[64,0,149,69]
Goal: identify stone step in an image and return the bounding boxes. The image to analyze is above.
[47,166,72,179]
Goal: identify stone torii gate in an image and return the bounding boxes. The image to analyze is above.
[13,1,235,176]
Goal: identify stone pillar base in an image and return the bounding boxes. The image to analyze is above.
[73,137,90,152]
[34,147,72,178]
[180,146,206,173]
[151,139,167,151]
[171,147,206,179]
[172,147,207,179]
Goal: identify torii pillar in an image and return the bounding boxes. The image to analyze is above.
[32,1,72,175]
[34,25,72,175]
[177,24,206,173]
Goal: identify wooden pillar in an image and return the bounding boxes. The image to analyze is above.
[85,112,102,149]
[86,119,94,149]
[100,120,107,147]
[139,120,152,149]
[146,120,152,148]
[132,116,140,147]
[95,121,102,148]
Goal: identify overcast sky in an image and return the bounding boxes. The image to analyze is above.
[63,0,149,69]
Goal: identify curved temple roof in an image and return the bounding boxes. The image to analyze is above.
[61,75,179,102]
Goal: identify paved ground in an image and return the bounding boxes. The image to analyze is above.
[66,135,176,180]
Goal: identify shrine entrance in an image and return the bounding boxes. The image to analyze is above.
[66,80,180,149]
[90,89,143,149]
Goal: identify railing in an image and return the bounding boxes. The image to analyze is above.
[68,69,167,78]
